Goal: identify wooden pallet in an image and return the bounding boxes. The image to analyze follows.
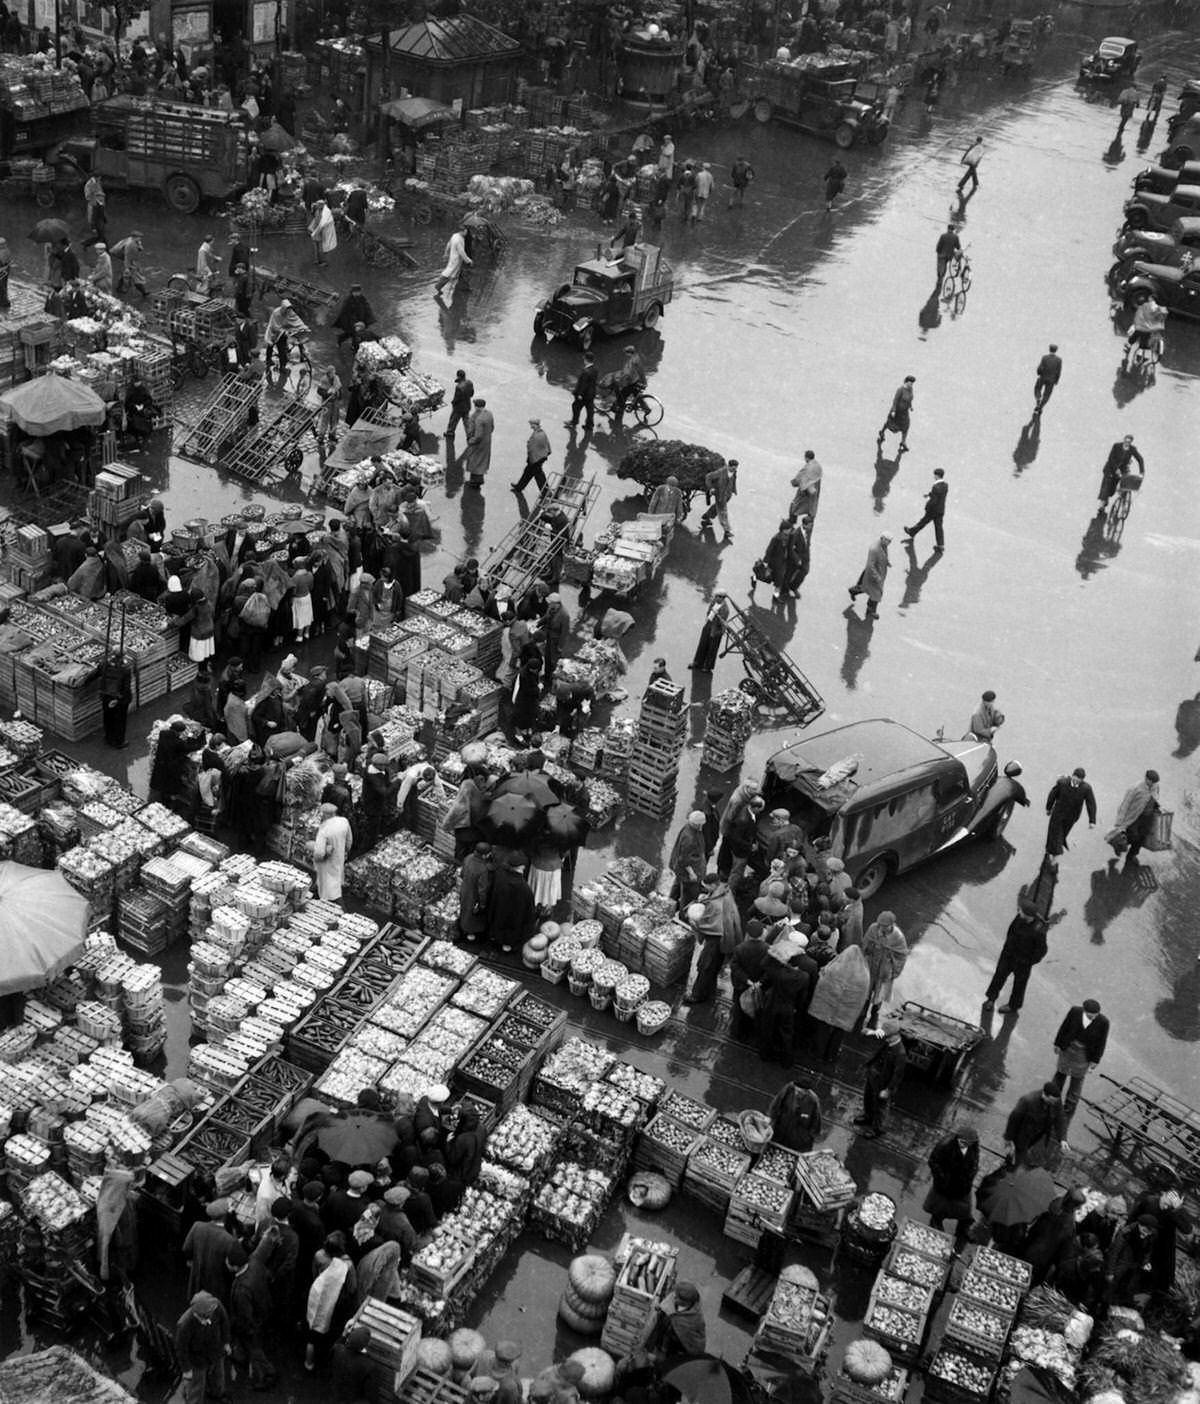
[722,1264,777,1321]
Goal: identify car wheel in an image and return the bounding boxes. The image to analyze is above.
[641,302,662,331]
[852,856,892,900]
[533,311,546,340]
[1124,207,1149,230]
[578,324,594,351]
[164,174,201,214]
[1166,144,1194,168]
[835,121,856,149]
[980,801,1015,841]
[753,98,773,124]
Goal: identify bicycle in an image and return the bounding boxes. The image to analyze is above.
[941,248,972,310]
[265,334,313,398]
[1123,329,1163,374]
[596,385,665,429]
[1108,470,1143,526]
[167,270,226,298]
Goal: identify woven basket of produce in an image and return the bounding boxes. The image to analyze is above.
[635,1001,672,1035]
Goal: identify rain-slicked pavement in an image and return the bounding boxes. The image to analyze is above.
[0,26,1195,1398]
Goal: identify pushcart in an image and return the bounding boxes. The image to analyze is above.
[1082,1074,1200,1195]
[896,1001,985,1087]
[220,395,323,483]
[253,267,343,321]
[177,373,263,465]
[334,212,419,268]
[149,288,236,378]
[718,600,825,727]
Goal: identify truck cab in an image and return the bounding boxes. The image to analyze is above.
[745,58,888,147]
[533,244,674,348]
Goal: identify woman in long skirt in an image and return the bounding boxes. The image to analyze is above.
[529,844,564,913]
[690,592,730,672]
[511,657,542,743]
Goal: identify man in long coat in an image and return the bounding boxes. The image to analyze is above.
[848,533,891,619]
[458,842,492,940]
[463,398,493,488]
[669,811,708,911]
[182,1202,236,1304]
[487,854,535,954]
[313,803,352,902]
[1045,769,1097,856]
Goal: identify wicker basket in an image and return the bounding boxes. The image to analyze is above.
[636,1002,671,1035]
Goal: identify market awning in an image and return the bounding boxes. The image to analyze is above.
[380,96,456,130]
[0,374,107,436]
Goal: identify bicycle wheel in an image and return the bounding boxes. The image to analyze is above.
[941,274,957,299]
[952,289,967,315]
[635,394,664,428]
[293,356,312,398]
[1116,491,1132,522]
[959,263,973,291]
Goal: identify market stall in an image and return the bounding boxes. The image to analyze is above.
[0,374,108,498]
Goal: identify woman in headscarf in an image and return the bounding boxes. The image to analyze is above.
[371,566,401,630]
[354,1238,401,1307]
[1109,770,1161,859]
[304,1232,356,1370]
[289,556,314,643]
[445,1106,485,1186]
[343,482,372,531]
[862,911,908,1027]
[806,943,871,1064]
[188,585,215,665]
[307,198,337,266]
[160,573,193,648]
[321,521,350,597]
[250,674,286,748]
[351,572,375,675]
[68,548,108,600]
[399,486,434,542]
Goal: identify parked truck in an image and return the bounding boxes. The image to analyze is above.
[742,55,889,147]
[0,57,90,168]
[59,96,251,213]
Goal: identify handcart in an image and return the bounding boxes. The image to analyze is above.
[313,411,404,502]
[479,470,600,599]
[718,600,825,727]
[334,212,419,269]
[1,164,79,207]
[177,373,263,466]
[896,1001,985,1087]
[220,395,323,484]
[389,180,472,226]
[253,267,343,321]
[1083,1074,1200,1196]
[149,287,236,378]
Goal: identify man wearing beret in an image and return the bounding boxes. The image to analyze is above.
[175,1291,231,1403]
[855,1013,907,1139]
[654,1281,707,1356]
[183,1200,236,1305]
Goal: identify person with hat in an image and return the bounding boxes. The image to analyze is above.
[1025,1187,1087,1285]
[1045,768,1097,857]
[331,1324,374,1400]
[855,1014,907,1139]
[305,1232,358,1371]
[228,1242,276,1389]
[253,1195,299,1307]
[653,1281,707,1357]
[700,458,736,539]
[313,802,353,903]
[445,1104,486,1186]
[487,852,536,955]
[1004,1083,1068,1168]
[769,1079,823,1153]
[291,1182,327,1312]
[862,911,907,1027]
[757,950,811,1064]
[764,808,805,864]
[377,1185,417,1264]
[969,689,1005,742]
[403,1166,436,1235]
[90,241,113,293]
[1104,1213,1160,1307]
[175,1290,231,1403]
[877,375,915,455]
[685,875,741,1006]
[512,418,552,495]
[464,397,494,489]
[1127,1183,1192,1296]
[983,895,1049,1014]
[537,591,571,688]
[492,1341,523,1404]
[925,1127,980,1240]
[183,1200,237,1304]
[669,811,709,913]
[689,592,730,673]
[848,532,892,620]
[1051,999,1109,1122]
[1109,769,1161,859]
[322,1169,373,1239]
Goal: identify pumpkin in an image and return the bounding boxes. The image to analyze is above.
[523,935,549,969]
[627,1171,671,1210]
[448,1329,486,1371]
[541,921,562,941]
[568,1348,616,1397]
[558,1295,603,1336]
[557,921,574,941]
[564,1282,610,1320]
[843,1339,893,1386]
[417,1339,454,1375]
[780,1264,819,1291]
[568,1254,616,1304]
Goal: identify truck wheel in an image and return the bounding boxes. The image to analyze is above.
[640,303,662,331]
[866,122,889,146]
[578,324,594,351]
[835,121,857,148]
[753,98,773,124]
[852,855,893,900]
[164,174,201,214]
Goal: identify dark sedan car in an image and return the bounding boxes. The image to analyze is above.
[1079,36,1140,82]
[1122,261,1200,320]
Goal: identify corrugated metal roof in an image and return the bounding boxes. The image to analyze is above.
[387,15,520,62]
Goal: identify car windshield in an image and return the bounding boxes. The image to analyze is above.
[573,269,611,291]
[1099,39,1130,57]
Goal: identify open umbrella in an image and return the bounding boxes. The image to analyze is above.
[985,1165,1057,1228]
[30,218,70,244]
[494,771,557,808]
[316,1112,398,1166]
[485,792,541,845]
[662,1356,754,1404]
[544,803,586,847]
[0,860,89,994]
[279,519,312,535]
[258,120,295,153]
[0,375,107,435]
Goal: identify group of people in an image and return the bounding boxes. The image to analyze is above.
[177,1084,487,1396]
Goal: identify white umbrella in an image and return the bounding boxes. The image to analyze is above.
[0,860,89,993]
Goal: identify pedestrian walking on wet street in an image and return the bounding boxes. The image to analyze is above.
[728,155,754,208]
[877,376,915,454]
[1004,1082,1069,1167]
[848,533,892,620]
[512,418,551,495]
[1116,84,1137,134]
[855,1013,907,1138]
[824,158,847,211]
[435,227,472,301]
[463,398,493,489]
[1052,998,1109,1122]
[957,135,983,196]
[1097,435,1144,510]
[935,225,961,283]
[669,810,708,911]
[568,354,597,432]
[904,468,947,550]
[983,895,1048,1013]
[1045,769,1097,856]
[925,1125,980,1239]
[1108,769,1161,858]
[444,369,474,442]
[1034,344,1063,411]
[700,459,736,539]
[693,163,714,222]
[789,449,822,524]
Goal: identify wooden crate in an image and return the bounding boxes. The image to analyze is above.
[863,1283,928,1364]
[923,1345,997,1404]
[944,1295,1013,1358]
[345,1297,422,1395]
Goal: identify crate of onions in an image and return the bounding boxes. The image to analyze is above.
[923,1345,996,1404]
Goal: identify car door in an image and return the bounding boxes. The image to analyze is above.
[1170,189,1200,221]
[1177,271,1200,317]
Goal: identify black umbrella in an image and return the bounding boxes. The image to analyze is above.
[485,793,541,845]
[544,803,586,847]
[494,771,557,808]
[30,218,70,244]
[316,1112,397,1166]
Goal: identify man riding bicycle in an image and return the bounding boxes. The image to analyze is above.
[1124,294,1166,366]
[613,344,646,419]
[264,298,309,373]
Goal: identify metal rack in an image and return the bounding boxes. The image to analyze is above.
[479,471,600,598]
[718,600,825,727]
[220,398,322,483]
[1083,1074,1200,1194]
[177,376,262,465]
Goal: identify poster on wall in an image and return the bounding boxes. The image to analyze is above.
[173,4,212,51]
[31,0,56,32]
[252,0,287,44]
